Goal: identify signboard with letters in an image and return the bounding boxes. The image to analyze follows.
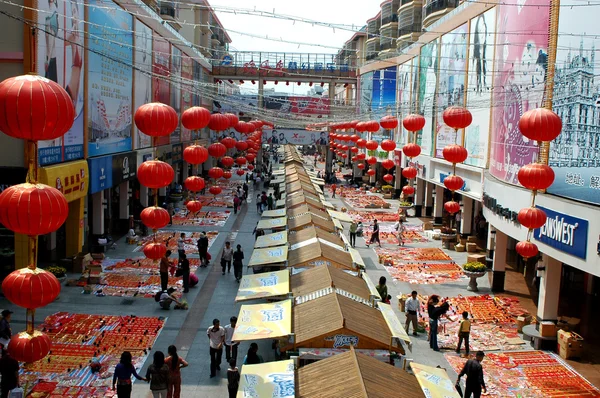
[112,151,137,186]
[534,206,588,260]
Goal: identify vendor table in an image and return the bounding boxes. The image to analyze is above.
[522,324,557,350]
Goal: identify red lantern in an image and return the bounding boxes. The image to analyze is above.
[8,330,51,363]
[246,153,256,163]
[208,113,230,131]
[365,140,379,151]
[402,143,421,158]
[221,156,235,168]
[367,156,378,165]
[383,174,394,183]
[380,139,396,152]
[134,103,178,137]
[0,183,68,236]
[350,147,359,154]
[443,106,473,130]
[221,137,236,149]
[234,121,249,134]
[443,175,464,191]
[402,114,426,132]
[0,74,75,141]
[357,153,366,160]
[185,176,205,192]
[222,171,232,179]
[183,145,208,165]
[518,108,562,142]
[355,122,367,133]
[341,145,349,151]
[366,121,380,132]
[236,169,245,176]
[381,159,395,170]
[186,200,202,213]
[367,169,376,176]
[181,106,210,130]
[347,134,358,143]
[2,267,61,309]
[402,186,415,196]
[208,142,227,158]
[351,156,358,162]
[442,144,468,164]
[140,206,170,230]
[357,163,365,170]
[224,113,239,127]
[517,163,555,191]
[137,161,174,189]
[209,186,222,195]
[380,115,399,130]
[402,167,418,179]
[341,153,348,159]
[247,164,255,171]
[356,139,367,148]
[143,242,167,260]
[516,241,539,259]
[235,141,249,151]
[208,167,224,179]
[518,207,547,230]
[236,157,247,166]
[444,200,461,214]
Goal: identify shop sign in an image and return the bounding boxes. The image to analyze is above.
[534,206,588,260]
[38,161,89,202]
[324,334,359,348]
[439,172,467,190]
[172,144,183,164]
[482,193,519,223]
[112,151,137,186]
[393,149,402,167]
[88,156,113,194]
[408,160,426,178]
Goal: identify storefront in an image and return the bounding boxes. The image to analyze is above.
[1,167,27,274]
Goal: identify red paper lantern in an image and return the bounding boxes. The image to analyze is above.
[247,164,255,171]
[380,116,399,130]
[341,145,349,151]
[184,176,205,192]
[2,267,61,309]
[402,167,418,179]
[350,147,359,154]
[518,207,547,230]
[221,137,236,149]
[8,330,51,363]
[140,206,170,230]
[357,153,366,160]
[357,163,365,170]
[0,183,68,236]
[208,113,230,131]
[380,139,396,152]
[351,156,358,162]
[0,74,75,141]
[137,161,174,189]
[517,163,555,191]
[246,153,256,163]
[443,106,473,130]
[367,169,376,176]
[234,121,248,134]
[209,186,222,195]
[181,106,210,130]
[381,159,395,170]
[355,122,367,133]
[222,171,232,179]
[236,169,245,176]
[402,114,426,132]
[367,156,378,165]
[365,140,379,151]
[442,144,468,164]
[221,156,235,168]
[341,153,348,159]
[183,145,208,165]
[402,143,421,158]
[235,141,249,151]
[134,103,178,137]
[444,200,461,214]
[443,175,464,191]
[356,139,367,148]
[236,157,247,166]
[208,143,227,158]
[224,113,239,127]
[518,108,562,142]
[208,167,224,179]
[366,121,380,132]
[143,242,167,260]
[402,186,415,196]
[516,240,539,259]
[186,200,202,213]
[349,134,359,143]
[383,174,394,183]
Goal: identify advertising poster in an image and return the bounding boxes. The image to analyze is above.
[465,7,496,168]
[238,360,295,398]
[181,56,193,142]
[435,24,467,158]
[262,129,328,146]
[489,0,550,184]
[372,67,397,119]
[170,46,182,144]
[87,0,133,157]
[192,61,202,107]
[417,39,438,156]
[288,97,330,115]
[360,72,374,113]
[397,60,413,145]
[36,0,84,165]
[133,19,152,149]
[548,8,600,204]
[153,34,170,146]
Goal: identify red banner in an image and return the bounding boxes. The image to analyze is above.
[289,97,330,115]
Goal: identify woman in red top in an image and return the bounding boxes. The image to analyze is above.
[165,345,188,398]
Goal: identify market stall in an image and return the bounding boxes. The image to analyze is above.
[287,194,326,211]
[235,269,290,302]
[287,241,355,271]
[288,226,345,249]
[411,362,461,398]
[248,245,289,270]
[288,213,336,233]
[262,208,287,218]
[232,299,293,341]
[237,359,295,398]
[286,181,317,196]
[287,204,331,221]
[255,231,288,249]
[326,209,354,224]
[290,265,373,302]
[256,216,287,232]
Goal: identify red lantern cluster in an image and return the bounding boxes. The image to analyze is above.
[221,156,235,169]
[208,142,227,158]
[208,113,230,131]
[221,137,237,150]
[400,115,425,201]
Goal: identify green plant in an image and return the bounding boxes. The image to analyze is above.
[462,262,487,272]
[399,201,413,207]
[382,185,393,191]
[47,266,67,278]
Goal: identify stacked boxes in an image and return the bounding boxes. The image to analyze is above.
[557,329,584,359]
[539,321,557,337]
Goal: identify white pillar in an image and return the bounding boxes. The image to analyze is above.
[434,184,444,219]
[119,181,129,219]
[491,229,507,292]
[460,197,473,235]
[425,182,434,216]
[537,255,562,321]
[258,79,264,109]
[394,165,402,190]
[415,178,425,207]
[92,191,104,235]
[140,186,149,207]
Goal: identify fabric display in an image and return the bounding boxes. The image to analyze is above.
[347,211,399,223]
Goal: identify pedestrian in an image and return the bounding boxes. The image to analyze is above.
[242,343,264,364]
[366,220,380,247]
[159,250,172,292]
[112,351,146,397]
[227,359,240,398]
[394,220,405,246]
[197,232,209,267]
[261,191,268,212]
[233,244,244,282]
[165,345,187,398]
[159,288,183,310]
[427,295,450,352]
[224,316,239,363]
[221,241,234,275]
[145,351,170,398]
[242,182,249,201]
[207,319,225,378]
[0,349,19,398]
[178,254,190,293]
[255,174,261,188]
[256,194,262,214]
[331,183,337,198]
[456,311,471,356]
[355,221,364,237]
[457,351,487,398]
[267,193,274,210]
[0,310,13,347]
[233,194,240,215]
[349,220,357,247]
[167,203,174,226]
[376,276,388,302]
[177,233,186,258]
[404,290,419,336]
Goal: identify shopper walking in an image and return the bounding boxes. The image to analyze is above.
[197,232,209,267]
[207,319,225,378]
[376,276,388,302]
[177,233,186,258]
[145,351,169,398]
[242,343,264,364]
[456,311,471,356]
[221,241,234,275]
[267,193,274,210]
[178,254,190,293]
[427,295,450,352]
[394,220,405,246]
[457,351,487,398]
[261,191,268,212]
[349,221,357,247]
[0,310,13,347]
[0,349,19,398]
[159,251,172,292]
[165,345,187,398]
[233,194,241,215]
[404,291,419,336]
[224,316,239,362]
[227,359,240,398]
[331,183,337,198]
[242,182,249,202]
[256,194,262,214]
[112,351,146,397]
[233,245,244,282]
[366,220,381,247]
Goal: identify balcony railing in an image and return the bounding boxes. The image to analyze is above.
[159,1,176,19]
[399,24,422,37]
[423,0,459,20]
[401,0,413,6]
[380,41,396,51]
[381,14,399,25]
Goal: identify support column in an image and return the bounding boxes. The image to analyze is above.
[92,191,105,235]
[486,225,496,262]
[491,229,507,292]
[460,197,473,236]
[394,165,402,190]
[414,178,425,217]
[140,186,149,207]
[537,255,562,323]
[182,163,189,182]
[425,182,434,216]
[258,79,264,109]
[119,181,129,219]
[433,184,444,224]
[65,197,84,257]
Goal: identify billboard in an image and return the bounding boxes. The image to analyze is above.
[153,34,170,146]
[372,67,397,119]
[417,39,438,157]
[489,0,550,184]
[464,8,496,168]
[181,56,193,142]
[263,130,328,146]
[170,46,182,144]
[133,19,152,149]
[397,60,413,144]
[288,97,330,115]
[360,71,374,113]
[36,0,85,165]
[87,0,133,157]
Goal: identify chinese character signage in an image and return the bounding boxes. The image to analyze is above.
[238,360,295,398]
[233,300,292,341]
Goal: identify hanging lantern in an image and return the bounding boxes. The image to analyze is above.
[247,164,255,171]
[518,108,562,142]
[143,242,167,260]
[357,153,366,160]
[221,156,235,168]
[366,121,380,132]
[351,156,358,162]
[236,169,245,176]
[518,207,547,230]
[381,140,396,152]
[221,137,237,149]
[140,206,170,230]
[184,176,205,192]
[365,140,379,151]
[235,141,249,151]
[356,139,367,148]
[402,186,415,196]
[208,113,230,131]
[208,167,224,179]
[402,167,418,179]
[8,330,52,363]
[236,157,247,166]
[383,174,394,183]
[350,147,359,154]
[137,161,174,189]
[380,115,399,130]
[444,200,461,214]
[442,106,473,130]
[516,240,539,259]
[357,163,365,170]
[442,144,468,164]
[183,145,208,165]
[2,267,61,309]
[222,171,233,179]
[341,145,349,151]
[402,143,421,158]
[517,163,555,191]
[0,183,68,236]
[186,200,202,213]
[355,122,367,133]
[208,142,227,158]
[0,74,75,141]
[367,169,376,176]
[349,134,360,143]
[443,175,464,191]
[209,186,222,195]
[246,153,256,163]
[402,114,426,132]
[181,106,211,130]
[234,121,249,134]
[224,113,239,127]
[366,156,378,165]
[381,159,395,170]
[134,103,178,137]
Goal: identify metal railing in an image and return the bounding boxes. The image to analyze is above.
[381,14,399,25]
[423,0,459,20]
[159,1,176,19]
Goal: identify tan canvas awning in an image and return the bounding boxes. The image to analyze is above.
[254,231,288,248]
[235,269,290,302]
[248,246,289,267]
[287,241,354,270]
[290,265,371,300]
[262,208,286,218]
[256,217,287,230]
[288,227,345,248]
[288,213,336,233]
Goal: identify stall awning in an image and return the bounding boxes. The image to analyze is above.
[257,217,287,230]
[361,272,382,299]
[290,265,371,300]
[233,299,292,341]
[321,201,335,209]
[411,362,461,398]
[327,210,353,223]
[238,359,295,398]
[275,199,286,208]
[348,248,365,269]
[287,241,354,270]
[298,347,390,362]
[288,227,345,248]
[255,231,288,248]
[248,246,289,267]
[262,209,287,218]
[235,270,290,302]
[379,302,412,346]
[270,177,285,186]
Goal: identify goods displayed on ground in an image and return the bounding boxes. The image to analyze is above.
[363,224,429,245]
[172,210,231,226]
[20,312,165,397]
[377,247,452,265]
[336,186,390,209]
[347,210,399,223]
[446,350,600,397]
[194,180,242,207]
[385,262,466,285]
[134,231,218,255]
[102,258,200,275]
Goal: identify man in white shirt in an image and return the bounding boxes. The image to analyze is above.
[224,316,239,363]
[207,318,225,378]
[405,290,420,336]
[177,233,186,259]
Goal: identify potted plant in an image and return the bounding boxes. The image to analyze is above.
[382,185,393,199]
[461,262,487,291]
[398,201,414,210]
[47,266,67,283]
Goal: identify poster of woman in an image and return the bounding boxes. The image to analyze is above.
[181,56,193,142]
[153,34,171,146]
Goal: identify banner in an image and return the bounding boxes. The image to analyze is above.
[170,46,182,144]
[87,0,133,157]
[360,71,374,113]
[133,19,152,149]
[36,0,85,165]
[397,60,413,144]
[489,0,550,184]
[237,360,295,398]
[533,206,589,260]
[372,67,397,119]
[235,270,290,302]
[417,39,438,156]
[288,97,330,115]
[435,24,467,158]
[181,56,193,142]
[262,129,329,146]
[465,7,496,167]
[153,34,170,146]
[233,299,292,341]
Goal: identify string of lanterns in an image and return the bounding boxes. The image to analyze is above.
[401,114,426,198]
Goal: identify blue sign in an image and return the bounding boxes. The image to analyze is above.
[88,156,113,194]
[439,172,466,190]
[221,55,233,65]
[534,206,588,260]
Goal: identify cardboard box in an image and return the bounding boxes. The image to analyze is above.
[455,244,466,252]
[91,253,105,260]
[557,316,581,332]
[516,315,532,333]
[558,341,583,359]
[539,321,557,337]
[460,238,467,245]
[467,254,486,263]
[467,236,478,243]
[423,222,433,231]
[557,329,583,347]
[466,243,477,253]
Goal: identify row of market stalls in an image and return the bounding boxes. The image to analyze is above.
[233,146,460,397]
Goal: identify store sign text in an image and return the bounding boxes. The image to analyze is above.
[534,206,588,260]
[325,334,359,348]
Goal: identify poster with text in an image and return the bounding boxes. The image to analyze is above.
[372,67,397,120]
[489,0,549,184]
[36,0,84,165]
[170,46,182,144]
[397,60,413,144]
[360,72,374,113]
[262,129,328,146]
[417,39,438,156]
[465,8,496,168]
[133,19,152,149]
[181,56,193,142]
[87,0,133,157]
[435,24,467,158]
[153,34,170,146]
[547,7,600,204]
